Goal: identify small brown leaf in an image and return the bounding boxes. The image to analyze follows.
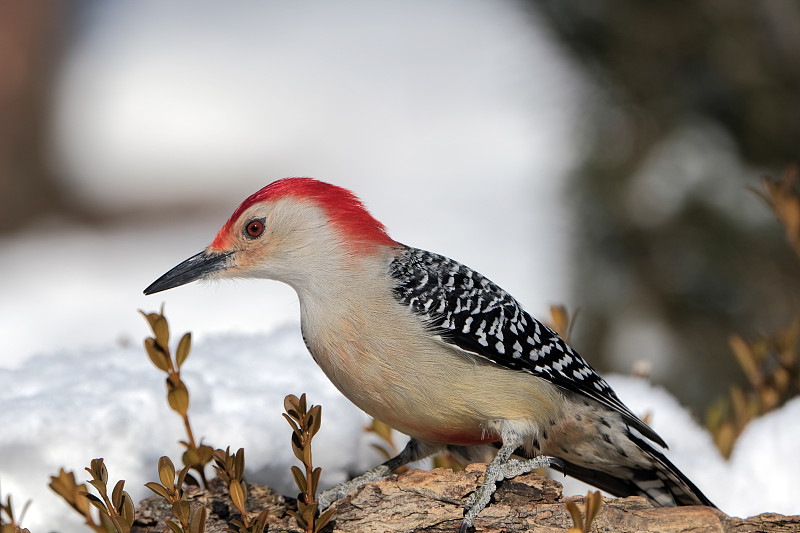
[85,478,106,499]
[90,458,109,484]
[714,421,736,459]
[167,380,190,416]
[310,467,322,498]
[120,492,135,525]
[111,479,125,510]
[291,465,307,494]
[254,508,270,532]
[83,493,107,513]
[144,337,171,373]
[176,332,192,369]
[189,505,207,533]
[730,334,760,388]
[158,456,176,489]
[316,505,336,533]
[139,310,161,334]
[229,480,246,514]
[309,405,322,437]
[367,418,394,442]
[153,315,170,347]
[548,305,570,339]
[177,464,192,489]
[174,500,192,526]
[284,394,300,414]
[301,501,318,523]
[165,519,183,533]
[144,482,171,501]
[287,509,307,530]
[565,499,583,530]
[183,472,200,487]
[234,448,245,481]
[584,491,603,526]
[198,444,215,466]
[292,437,305,463]
[283,413,301,433]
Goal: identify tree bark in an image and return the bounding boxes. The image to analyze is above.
[132,464,799,532]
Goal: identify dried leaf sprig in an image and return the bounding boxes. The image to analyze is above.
[144,456,206,533]
[364,418,404,470]
[140,307,214,486]
[49,468,110,533]
[566,491,603,533]
[547,304,580,345]
[707,320,800,458]
[283,394,334,533]
[52,459,135,533]
[0,489,31,533]
[212,447,269,533]
[759,165,800,259]
[706,169,800,458]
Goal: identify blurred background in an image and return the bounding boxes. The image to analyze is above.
[1,0,799,519]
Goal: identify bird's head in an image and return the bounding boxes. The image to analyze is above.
[144,178,396,295]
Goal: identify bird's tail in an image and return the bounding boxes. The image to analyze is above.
[552,429,715,508]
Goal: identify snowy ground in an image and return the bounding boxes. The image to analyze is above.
[2,318,799,531]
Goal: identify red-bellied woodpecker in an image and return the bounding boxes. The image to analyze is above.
[144,178,714,530]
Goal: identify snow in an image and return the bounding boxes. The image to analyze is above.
[726,396,800,516]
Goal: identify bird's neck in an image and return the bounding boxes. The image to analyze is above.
[291,244,399,313]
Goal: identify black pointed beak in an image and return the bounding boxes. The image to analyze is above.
[144,250,234,295]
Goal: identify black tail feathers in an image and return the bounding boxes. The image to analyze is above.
[551,430,715,508]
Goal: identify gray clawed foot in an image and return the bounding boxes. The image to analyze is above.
[319,439,439,511]
[459,455,555,531]
[459,518,476,533]
[318,463,392,511]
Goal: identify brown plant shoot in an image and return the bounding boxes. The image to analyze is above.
[140,307,214,486]
[144,456,207,533]
[48,459,134,533]
[283,394,334,533]
[0,490,31,533]
[707,168,800,458]
[566,491,603,533]
[211,447,269,533]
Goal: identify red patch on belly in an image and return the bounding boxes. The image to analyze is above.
[403,425,499,447]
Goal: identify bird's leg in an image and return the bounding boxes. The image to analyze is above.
[460,428,556,532]
[318,438,441,510]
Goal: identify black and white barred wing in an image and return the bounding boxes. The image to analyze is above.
[389,246,665,448]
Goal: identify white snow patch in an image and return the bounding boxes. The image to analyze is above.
[0,327,378,532]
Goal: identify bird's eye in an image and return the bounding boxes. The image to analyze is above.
[245,219,265,238]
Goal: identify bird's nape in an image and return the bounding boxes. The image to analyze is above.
[144,250,233,295]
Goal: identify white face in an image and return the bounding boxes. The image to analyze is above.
[205,197,341,286]
[145,197,335,294]
[145,191,387,297]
